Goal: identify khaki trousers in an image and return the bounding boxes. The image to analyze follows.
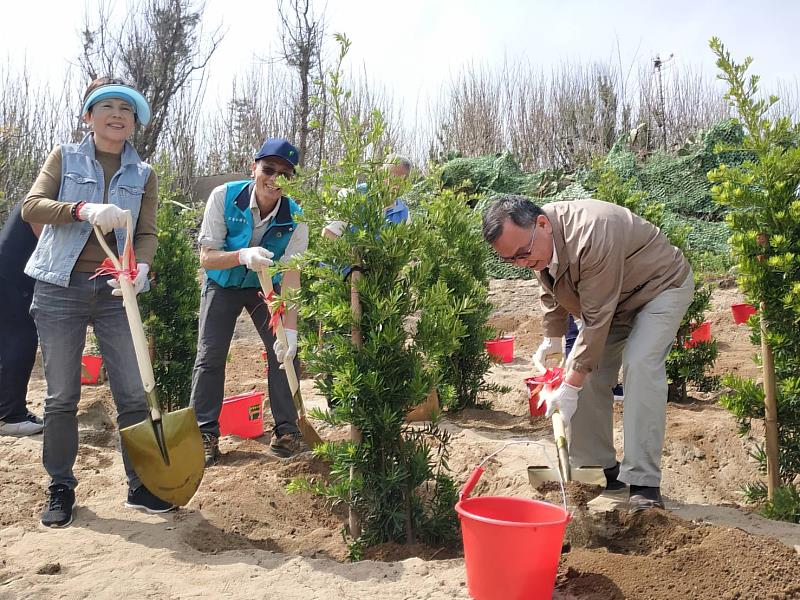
[567,272,694,487]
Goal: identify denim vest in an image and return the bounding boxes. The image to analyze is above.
[205,180,302,289]
[24,134,151,287]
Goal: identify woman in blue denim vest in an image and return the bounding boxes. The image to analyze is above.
[22,76,172,528]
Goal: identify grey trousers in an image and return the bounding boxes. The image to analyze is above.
[190,281,300,438]
[568,272,695,487]
[30,275,148,491]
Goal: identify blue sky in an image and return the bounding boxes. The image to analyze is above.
[2,0,797,117]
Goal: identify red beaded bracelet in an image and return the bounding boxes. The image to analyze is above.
[71,201,86,221]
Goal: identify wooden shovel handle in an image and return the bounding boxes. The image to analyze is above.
[93,217,160,418]
[256,270,306,416]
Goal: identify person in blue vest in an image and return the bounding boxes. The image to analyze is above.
[191,138,308,464]
[0,202,44,437]
[22,76,171,528]
[321,154,412,239]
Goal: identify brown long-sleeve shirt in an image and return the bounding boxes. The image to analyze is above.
[537,199,691,373]
[22,145,158,272]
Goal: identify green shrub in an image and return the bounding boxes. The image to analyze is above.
[414,186,501,410]
[138,163,200,411]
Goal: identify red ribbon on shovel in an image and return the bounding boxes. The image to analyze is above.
[259,289,286,334]
[91,248,139,282]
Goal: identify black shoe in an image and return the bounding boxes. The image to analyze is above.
[628,485,664,513]
[41,485,76,528]
[604,462,627,492]
[202,433,220,467]
[125,485,176,514]
[269,431,308,458]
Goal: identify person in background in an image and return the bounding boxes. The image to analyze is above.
[190,138,308,464]
[22,76,171,528]
[484,195,693,513]
[321,154,412,239]
[0,202,44,436]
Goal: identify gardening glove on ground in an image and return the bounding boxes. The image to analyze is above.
[322,220,348,238]
[532,336,564,371]
[539,381,581,425]
[78,203,127,234]
[238,247,274,270]
[274,328,298,368]
[107,263,149,296]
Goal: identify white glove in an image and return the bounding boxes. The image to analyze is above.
[273,328,298,368]
[107,263,149,296]
[322,220,348,238]
[538,381,581,424]
[238,247,274,270]
[532,336,564,371]
[79,203,127,234]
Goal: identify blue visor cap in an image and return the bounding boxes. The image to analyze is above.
[82,85,151,126]
[254,138,300,169]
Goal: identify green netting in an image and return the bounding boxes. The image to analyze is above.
[440,153,540,195]
[436,119,747,279]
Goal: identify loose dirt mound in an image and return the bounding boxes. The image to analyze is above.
[560,510,800,599]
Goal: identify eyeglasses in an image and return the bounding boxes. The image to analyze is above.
[498,227,537,263]
[259,165,295,180]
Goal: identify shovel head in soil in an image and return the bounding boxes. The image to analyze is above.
[528,465,607,487]
[256,270,323,450]
[94,222,205,506]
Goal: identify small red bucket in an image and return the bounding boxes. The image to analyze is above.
[731,303,757,325]
[456,450,570,600]
[80,355,103,385]
[485,336,514,363]
[525,367,563,418]
[219,391,265,438]
[684,321,711,348]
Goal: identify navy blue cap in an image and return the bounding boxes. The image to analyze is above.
[254,138,300,169]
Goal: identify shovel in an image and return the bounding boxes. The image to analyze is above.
[93,218,205,506]
[527,359,605,488]
[256,270,323,449]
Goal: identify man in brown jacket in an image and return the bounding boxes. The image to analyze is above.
[483,196,694,512]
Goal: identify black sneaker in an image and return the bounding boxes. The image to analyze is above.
[202,433,220,467]
[41,485,76,528]
[125,485,176,514]
[269,432,308,458]
[604,462,627,492]
[628,485,665,513]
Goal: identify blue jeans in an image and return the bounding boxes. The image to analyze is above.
[30,274,148,491]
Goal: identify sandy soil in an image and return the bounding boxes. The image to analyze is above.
[1,278,798,599]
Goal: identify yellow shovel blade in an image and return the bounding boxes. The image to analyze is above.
[527,465,607,488]
[121,406,205,506]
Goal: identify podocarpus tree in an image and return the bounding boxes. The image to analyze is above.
[413,184,500,411]
[138,162,200,411]
[283,35,460,556]
[708,38,800,522]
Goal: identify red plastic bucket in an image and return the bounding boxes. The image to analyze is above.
[684,321,711,348]
[456,461,570,600]
[731,303,757,325]
[525,367,564,419]
[219,391,264,438]
[80,355,103,385]
[485,336,514,363]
